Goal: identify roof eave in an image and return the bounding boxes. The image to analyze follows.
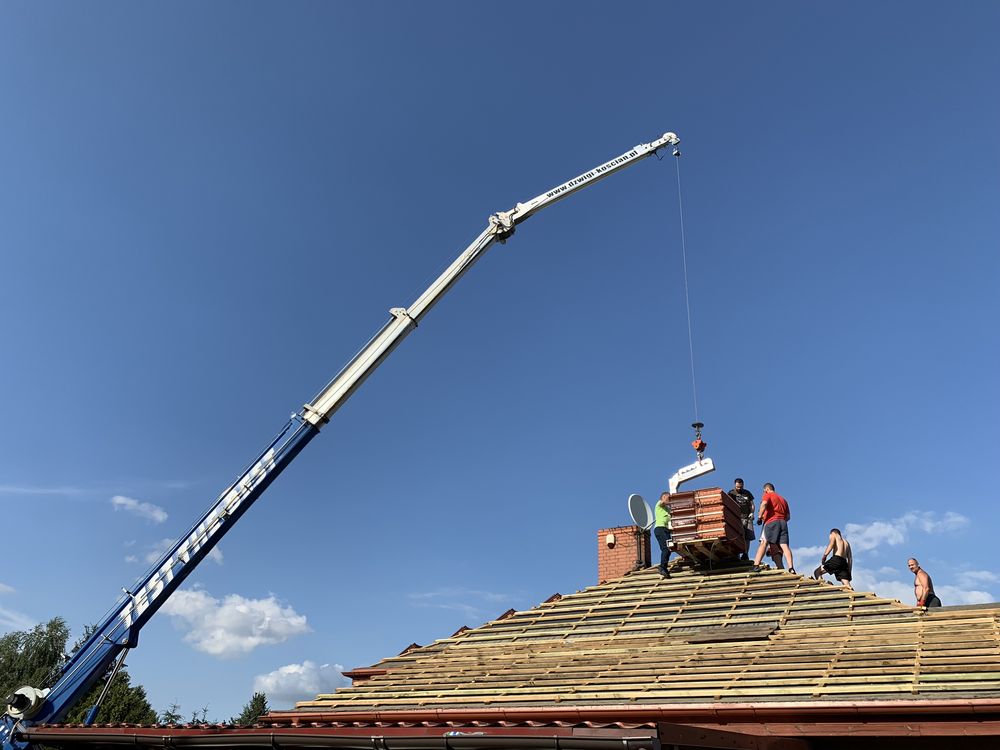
[261,696,1000,726]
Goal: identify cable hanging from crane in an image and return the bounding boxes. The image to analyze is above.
[671,144,700,426]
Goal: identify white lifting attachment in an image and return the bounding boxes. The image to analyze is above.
[668,422,715,494]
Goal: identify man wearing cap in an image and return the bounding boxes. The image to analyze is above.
[729,478,755,562]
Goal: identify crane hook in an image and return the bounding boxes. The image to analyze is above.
[690,421,707,460]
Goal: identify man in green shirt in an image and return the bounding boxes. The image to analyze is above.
[654,491,672,578]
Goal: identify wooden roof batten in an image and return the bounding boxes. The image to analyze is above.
[268,566,1000,726]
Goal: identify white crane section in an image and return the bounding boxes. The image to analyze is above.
[668,457,716,494]
[303,132,680,428]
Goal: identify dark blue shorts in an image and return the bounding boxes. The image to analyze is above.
[762,519,789,545]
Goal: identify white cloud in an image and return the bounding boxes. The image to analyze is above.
[790,510,993,607]
[0,484,88,496]
[849,568,993,607]
[408,588,516,621]
[135,538,222,566]
[111,495,168,524]
[849,568,914,603]
[790,545,826,559]
[0,606,36,632]
[409,588,514,603]
[0,480,190,498]
[957,570,998,588]
[935,585,994,606]
[843,520,907,553]
[791,559,997,609]
[0,586,35,632]
[162,590,309,659]
[144,538,174,564]
[253,661,348,708]
[843,510,970,554]
[937,512,970,532]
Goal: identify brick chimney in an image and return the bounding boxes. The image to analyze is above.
[597,525,650,584]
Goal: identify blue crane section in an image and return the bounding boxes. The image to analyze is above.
[1,130,681,750]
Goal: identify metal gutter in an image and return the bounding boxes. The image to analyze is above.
[19,730,657,750]
[261,697,1000,725]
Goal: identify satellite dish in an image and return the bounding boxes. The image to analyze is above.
[628,493,654,531]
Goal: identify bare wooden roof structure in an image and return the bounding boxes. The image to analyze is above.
[283,565,1000,712]
[31,565,1000,749]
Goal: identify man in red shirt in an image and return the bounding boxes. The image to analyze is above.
[750,483,795,574]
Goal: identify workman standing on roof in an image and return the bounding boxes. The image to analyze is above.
[767,543,785,569]
[751,483,794,574]
[654,491,672,579]
[908,558,941,607]
[813,529,853,589]
[729,478,755,562]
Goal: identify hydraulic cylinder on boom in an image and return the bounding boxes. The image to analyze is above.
[1,130,680,750]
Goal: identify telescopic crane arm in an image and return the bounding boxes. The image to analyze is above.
[301,131,681,426]
[1,131,679,749]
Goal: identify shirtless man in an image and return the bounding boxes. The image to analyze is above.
[908,558,942,607]
[812,528,853,589]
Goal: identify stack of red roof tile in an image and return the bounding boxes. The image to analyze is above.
[667,487,746,563]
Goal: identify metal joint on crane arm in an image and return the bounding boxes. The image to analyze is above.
[488,209,517,242]
[3,687,49,721]
[301,403,330,427]
[651,131,681,158]
[390,307,417,327]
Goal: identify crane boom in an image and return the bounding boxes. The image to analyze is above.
[1,130,679,747]
[303,130,681,426]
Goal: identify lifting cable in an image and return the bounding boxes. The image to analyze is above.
[670,144,700,425]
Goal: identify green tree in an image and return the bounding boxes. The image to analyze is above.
[0,617,156,724]
[160,701,183,724]
[64,672,158,724]
[231,692,269,727]
[0,618,71,699]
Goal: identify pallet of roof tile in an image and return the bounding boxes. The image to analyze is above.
[668,488,739,511]
[669,514,745,537]
[670,511,744,533]
[671,537,745,564]
[666,488,747,557]
[667,510,744,532]
[670,523,745,545]
[669,523,745,548]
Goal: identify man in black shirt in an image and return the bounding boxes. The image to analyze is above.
[730,477,755,562]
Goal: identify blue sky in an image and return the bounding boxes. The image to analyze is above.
[1,1,998,720]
